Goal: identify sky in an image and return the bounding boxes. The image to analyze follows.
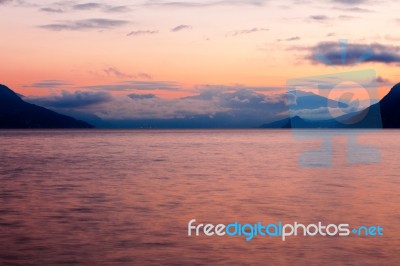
[1,0,400,126]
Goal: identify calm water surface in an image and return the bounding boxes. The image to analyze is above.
[0,130,399,265]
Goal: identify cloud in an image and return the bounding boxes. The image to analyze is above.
[227,27,268,37]
[333,7,372,12]
[24,80,73,88]
[40,7,64,13]
[310,15,330,21]
[27,84,370,127]
[102,67,153,80]
[128,93,157,99]
[338,15,357,20]
[83,81,182,92]
[332,0,369,4]
[27,91,112,108]
[106,6,131,12]
[72,87,288,124]
[277,36,300,42]
[38,2,132,13]
[309,42,400,65]
[144,0,268,8]
[309,14,358,23]
[0,0,37,7]
[22,81,260,123]
[217,89,287,111]
[73,3,102,10]
[171,25,192,32]
[39,18,129,31]
[285,36,300,41]
[103,67,134,79]
[29,84,346,127]
[193,84,282,93]
[74,92,227,121]
[127,30,158,36]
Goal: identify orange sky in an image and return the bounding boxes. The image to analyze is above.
[0,0,399,99]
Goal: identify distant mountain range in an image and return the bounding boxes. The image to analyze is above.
[261,83,400,129]
[0,84,92,128]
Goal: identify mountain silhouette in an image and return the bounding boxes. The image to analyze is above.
[0,84,93,128]
[262,83,400,129]
[377,83,400,128]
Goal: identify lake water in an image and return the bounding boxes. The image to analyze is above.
[0,130,399,265]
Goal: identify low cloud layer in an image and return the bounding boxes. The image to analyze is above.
[26,87,288,124]
[24,82,369,127]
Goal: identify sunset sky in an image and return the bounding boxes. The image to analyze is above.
[1,0,400,124]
